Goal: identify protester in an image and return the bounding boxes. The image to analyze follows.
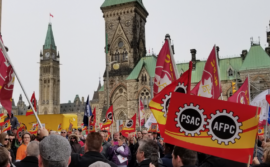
[171,146,197,167]
[14,141,39,167]
[159,139,164,147]
[159,143,172,167]
[148,132,154,140]
[0,147,10,167]
[108,136,130,167]
[137,131,142,141]
[78,128,85,143]
[16,132,31,161]
[198,154,247,167]
[136,139,159,167]
[100,131,111,159]
[0,133,15,163]
[69,134,82,154]
[10,132,20,157]
[69,132,117,167]
[253,148,270,166]
[39,134,71,167]
[89,161,111,167]
[61,129,68,139]
[4,113,19,134]
[141,130,148,138]
[153,132,159,141]
[128,136,137,167]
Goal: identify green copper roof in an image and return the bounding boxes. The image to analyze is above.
[99,85,104,91]
[239,44,270,71]
[101,0,147,11]
[126,56,157,80]
[74,95,80,102]
[177,57,243,83]
[43,23,56,51]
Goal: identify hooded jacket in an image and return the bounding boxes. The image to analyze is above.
[69,134,82,154]
[4,114,19,130]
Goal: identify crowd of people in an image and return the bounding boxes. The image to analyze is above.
[0,125,270,167]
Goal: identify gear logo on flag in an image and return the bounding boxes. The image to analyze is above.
[102,118,107,123]
[174,83,187,93]
[126,119,133,128]
[206,110,242,145]
[107,112,112,120]
[91,115,95,123]
[4,122,8,128]
[18,131,22,138]
[175,103,207,136]
[161,93,172,117]
[90,125,94,131]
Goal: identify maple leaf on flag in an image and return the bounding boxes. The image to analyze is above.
[198,77,213,98]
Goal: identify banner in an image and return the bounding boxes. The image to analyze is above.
[26,92,37,116]
[102,105,113,128]
[16,126,24,142]
[228,77,250,105]
[251,89,269,126]
[149,62,192,136]
[165,92,260,164]
[150,123,158,132]
[154,39,178,96]
[122,114,136,138]
[191,46,221,99]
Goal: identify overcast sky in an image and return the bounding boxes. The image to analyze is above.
[2,0,270,105]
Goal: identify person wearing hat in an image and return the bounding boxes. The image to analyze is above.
[39,133,71,167]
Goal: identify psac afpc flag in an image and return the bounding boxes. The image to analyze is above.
[164,93,260,164]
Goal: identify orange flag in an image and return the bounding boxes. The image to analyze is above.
[149,62,192,137]
[165,92,260,164]
[26,92,37,116]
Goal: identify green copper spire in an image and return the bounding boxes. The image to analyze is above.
[43,23,56,51]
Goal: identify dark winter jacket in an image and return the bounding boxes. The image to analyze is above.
[14,156,38,167]
[108,144,130,165]
[101,141,111,159]
[161,154,173,167]
[199,155,246,167]
[0,142,15,163]
[4,114,19,130]
[69,134,82,154]
[128,143,137,167]
[137,159,166,167]
[69,151,117,167]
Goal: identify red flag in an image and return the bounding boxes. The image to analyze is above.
[16,126,24,142]
[154,39,178,96]
[90,107,96,124]
[228,77,250,105]
[149,62,192,137]
[3,119,11,132]
[122,113,136,138]
[102,105,113,128]
[191,46,221,99]
[26,92,37,116]
[0,65,15,116]
[139,100,145,126]
[50,13,54,17]
[165,92,260,164]
[0,113,4,126]
[0,37,9,93]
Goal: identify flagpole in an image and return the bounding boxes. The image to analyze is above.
[139,99,141,131]
[0,40,43,127]
[214,45,223,100]
[166,35,179,79]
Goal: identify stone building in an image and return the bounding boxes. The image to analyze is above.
[91,0,270,131]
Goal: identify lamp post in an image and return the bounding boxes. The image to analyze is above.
[106,60,117,135]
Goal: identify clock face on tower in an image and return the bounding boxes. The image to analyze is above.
[45,52,50,58]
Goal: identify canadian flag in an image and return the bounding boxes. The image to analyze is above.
[154,39,178,97]
[139,100,145,126]
[191,46,221,99]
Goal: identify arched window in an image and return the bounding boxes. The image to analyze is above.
[228,68,234,77]
[115,52,119,62]
[123,50,128,61]
[139,89,151,108]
